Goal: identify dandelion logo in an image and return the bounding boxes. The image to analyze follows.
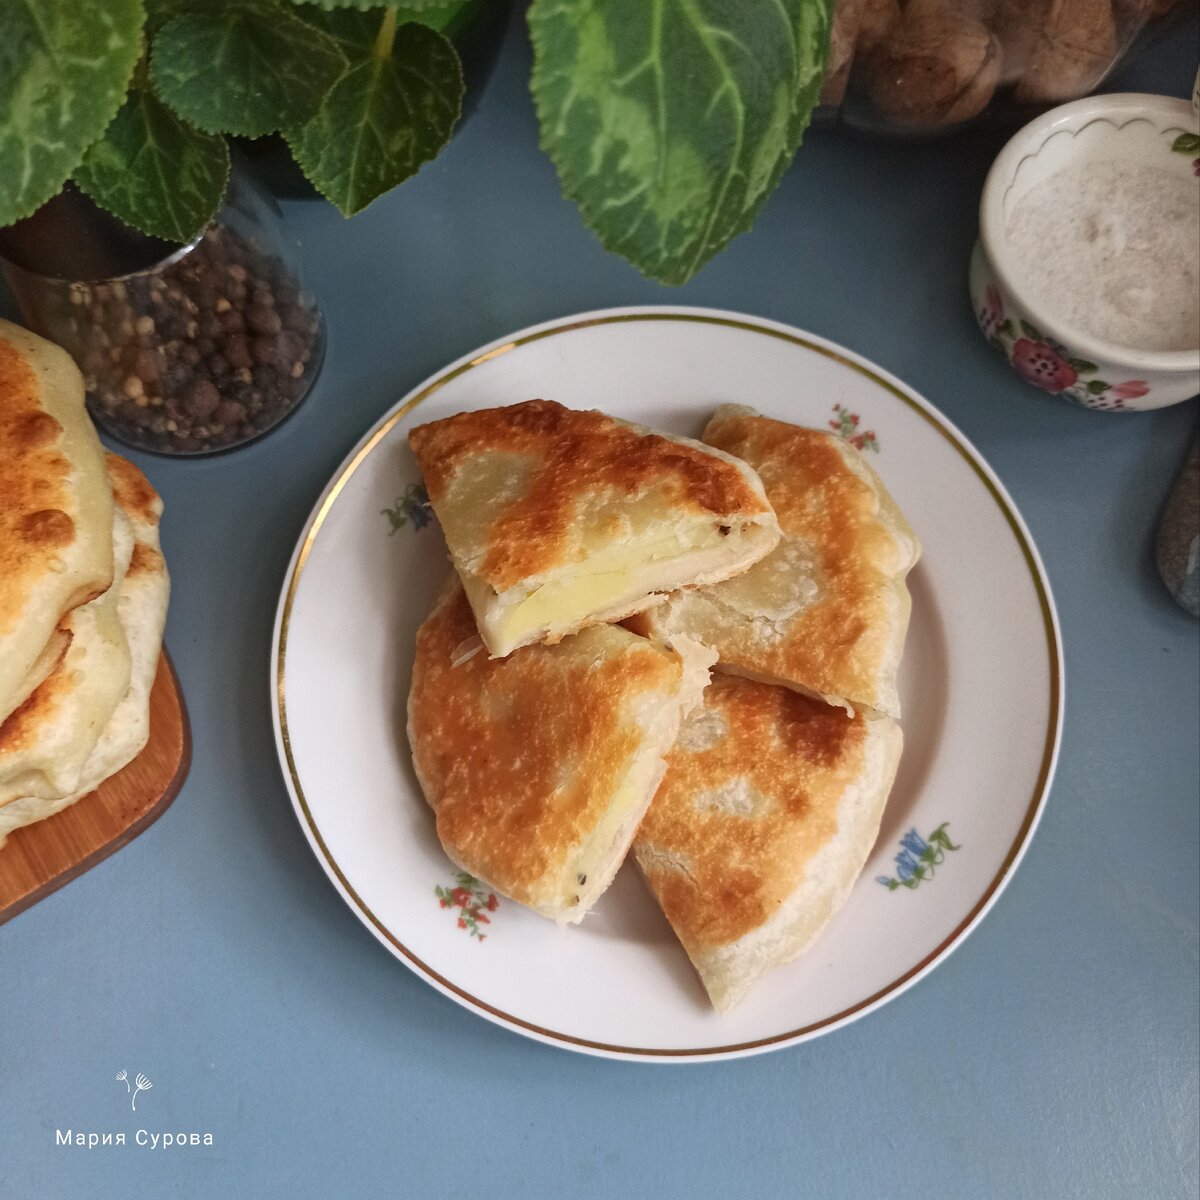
[115,1069,153,1111]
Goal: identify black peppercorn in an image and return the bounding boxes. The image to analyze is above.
[247,305,282,336]
[183,378,220,420]
[251,334,278,367]
[37,222,320,454]
[215,399,246,426]
[223,333,253,370]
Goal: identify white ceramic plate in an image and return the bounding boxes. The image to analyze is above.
[271,307,1063,1062]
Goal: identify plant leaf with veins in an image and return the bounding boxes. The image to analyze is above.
[150,4,346,138]
[75,88,229,243]
[293,0,461,13]
[144,0,223,30]
[0,0,145,226]
[529,0,832,284]
[285,12,462,217]
[295,2,469,34]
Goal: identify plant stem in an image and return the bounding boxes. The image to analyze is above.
[132,42,151,91]
[374,6,398,61]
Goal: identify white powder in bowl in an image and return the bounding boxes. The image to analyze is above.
[1005,160,1199,353]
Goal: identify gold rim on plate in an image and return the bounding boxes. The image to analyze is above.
[274,309,1063,1060]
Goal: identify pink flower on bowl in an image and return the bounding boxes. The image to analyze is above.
[979,284,1006,337]
[1010,339,1079,393]
[1110,380,1149,400]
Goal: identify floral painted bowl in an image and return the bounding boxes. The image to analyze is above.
[971,93,1200,412]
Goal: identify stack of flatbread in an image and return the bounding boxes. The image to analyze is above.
[407,399,919,1013]
[0,319,170,846]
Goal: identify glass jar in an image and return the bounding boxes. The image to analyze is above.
[815,0,1190,138]
[1,162,324,456]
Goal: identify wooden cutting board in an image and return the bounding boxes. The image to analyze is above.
[0,651,191,923]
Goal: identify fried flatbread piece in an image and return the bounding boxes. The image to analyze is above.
[0,508,133,807]
[0,319,114,723]
[630,406,919,718]
[408,400,780,657]
[635,675,902,1013]
[0,456,170,843]
[408,580,714,923]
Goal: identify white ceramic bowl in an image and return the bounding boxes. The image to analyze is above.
[971,93,1200,412]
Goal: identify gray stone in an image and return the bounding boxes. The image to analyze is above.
[1157,440,1199,618]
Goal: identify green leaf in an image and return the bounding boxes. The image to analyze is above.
[1171,132,1200,156]
[294,6,381,56]
[285,13,462,216]
[529,0,833,285]
[1086,379,1110,394]
[0,0,145,227]
[145,0,222,28]
[294,1,470,34]
[74,88,229,243]
[1067,357,1097,374]
[150,5,346,137]
[1019,320,1043,341]
[294,0,461,13]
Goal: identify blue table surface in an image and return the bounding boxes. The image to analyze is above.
[3,14,1198,1199]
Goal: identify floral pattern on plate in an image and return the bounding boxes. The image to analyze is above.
[829,403,879,452]
[382,482,432,534]
[876,824,961,892]
[436,872,499,940]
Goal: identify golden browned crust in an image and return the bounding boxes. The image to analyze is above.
[0,336,80,633]
[631,410,917,716]
[407,582,683,911]
[711,415,896,705]
[0,512,130,766]
[105,452,162,530]
[0,452,169,835]
[635,676,871,951]
[18,626,73,703]
[5,456,164,756]
[0,455,161,761]
[106,454,164,583]
[408,400,773,592]
[127,542,165,579]
[0,673,51,756]
[0,321,115,724]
